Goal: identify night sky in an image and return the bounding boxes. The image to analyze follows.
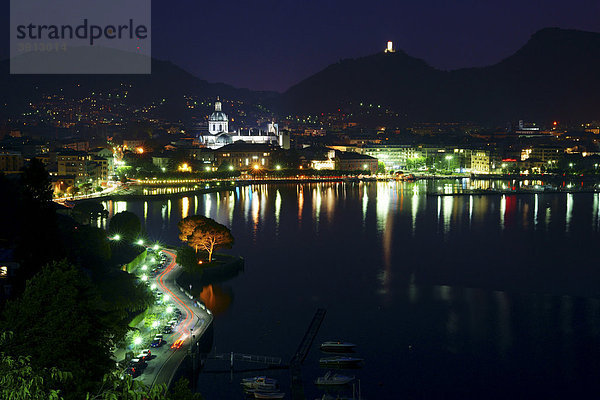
[3,0,600,92]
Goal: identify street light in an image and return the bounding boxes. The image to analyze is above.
[228,165,234,171]
[153,244,159,251]
[140,274,148,282]
[166,306,173,314]
[112,234,121,241]
[137,239,144,245]
[275,165,281,170]
[141,265,148,271]
[445,155,453,172]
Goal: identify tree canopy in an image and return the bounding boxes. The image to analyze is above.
[108,211,142,241]
[179,216,234,263]
[72,201,108,225]
[1,260,114,398]
[177,215,207,243]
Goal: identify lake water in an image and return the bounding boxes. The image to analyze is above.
[103,180,600,399]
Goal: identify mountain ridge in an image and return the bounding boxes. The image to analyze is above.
[279,27,600,123]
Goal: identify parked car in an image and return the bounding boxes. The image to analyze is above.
[162,325,173,334]
[150,337,165,348]
[129,358,147,370]
[123,366,140,378]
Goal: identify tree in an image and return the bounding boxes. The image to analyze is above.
[186,217,234,263]
[177,215,207,243]
[168,378,204,400]
[108,211,142,242]
[1,260,114,399]
[86,371,168,400]
[72,201,108,225]
[21,158,53,207]
[0,332,71,400]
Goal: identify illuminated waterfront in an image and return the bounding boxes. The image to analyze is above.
[103,181,600,399]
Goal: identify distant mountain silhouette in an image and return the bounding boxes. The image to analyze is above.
[0,53,276,120]
[279,28,600,123]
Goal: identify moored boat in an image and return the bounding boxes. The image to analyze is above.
[319,356,363,366]
[319,341,356,352]
[241,376,278,391]
[253,391,285,399]
[315,371,355,385]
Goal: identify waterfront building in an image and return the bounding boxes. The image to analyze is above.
[361,145,420,172]
[335,151,378,174]
[214,142,275,170]
[471,150,501,174]
[57,149,108,185]
[521,146,563,163]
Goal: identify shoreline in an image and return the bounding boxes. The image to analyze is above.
[60,174,600,203]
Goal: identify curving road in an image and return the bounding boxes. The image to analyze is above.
[137,249,213,389]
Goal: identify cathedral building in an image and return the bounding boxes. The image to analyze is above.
[198,98,289,150]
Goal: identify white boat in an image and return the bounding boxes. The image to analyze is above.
[241,376,278,391]
[319,356,363,366]
[253,392,285,399]
[315,371,355,385]
[320,341,356,352]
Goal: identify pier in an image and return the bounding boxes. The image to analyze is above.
[290,308,327,400]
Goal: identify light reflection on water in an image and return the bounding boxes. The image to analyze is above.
[102,180,600,399]
[101,180,600,243]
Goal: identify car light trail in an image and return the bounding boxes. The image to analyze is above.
[156,249,196,347]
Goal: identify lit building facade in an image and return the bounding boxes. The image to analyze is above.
[199,99,289,149]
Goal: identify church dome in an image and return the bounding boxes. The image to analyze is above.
[210,111,228,122]
[209,98,228,122]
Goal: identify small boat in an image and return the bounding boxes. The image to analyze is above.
[319,356,363,366]
[253,391,285,399]
[241,376,278,391]
[320,341,356,352]
[314,395,352,400]
[315,371,355,385]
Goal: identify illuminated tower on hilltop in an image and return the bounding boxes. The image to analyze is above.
[384,41,395,53]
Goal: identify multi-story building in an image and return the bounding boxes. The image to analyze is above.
[214,142,275,170]
[56,150,108,185]
[0,151,24,173]
[335,151,378,174]
[471,150,501,174]
[521,146,563,163]
[57,150,89,181]
[361,145,420,172]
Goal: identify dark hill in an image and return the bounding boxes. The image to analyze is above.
[0,55,276,120]
[280,28,600,123]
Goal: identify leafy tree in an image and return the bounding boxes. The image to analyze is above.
[176,246,204,275]
[72,201,108,225]
[21,158,53,206]
[0,332,71,400]
[108,211,142,242]
[168,378,204,400]
[86,371,168,400]
[186,217,234,262]
[177,215,207,243]
[1,260,114,399]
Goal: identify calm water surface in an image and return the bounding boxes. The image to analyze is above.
[103,180,600,399]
